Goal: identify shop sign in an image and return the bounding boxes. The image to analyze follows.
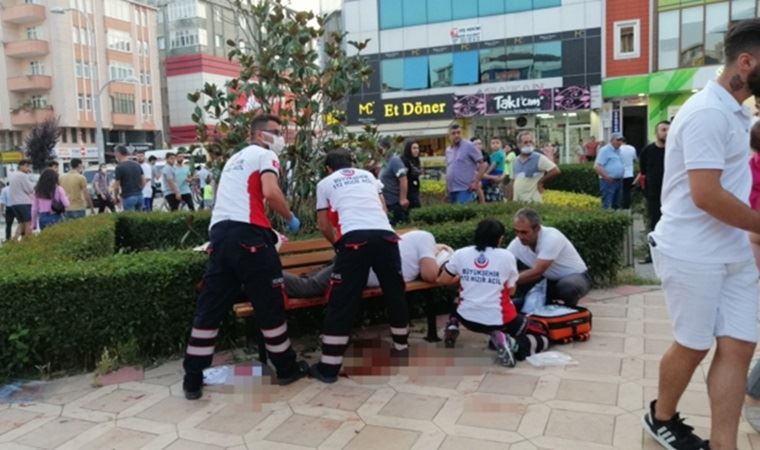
[347,95,453,125]
[453,94,487,118]
[450,25,481,45]
[553,86,591,111]
[486,90,553,115]
[0,151,23,163]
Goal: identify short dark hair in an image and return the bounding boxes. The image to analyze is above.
[471,136,481,143]
[474,218,505,252]
[656,120,671,129]
[449,123,461,132]
[751,121,760,152]
[379,136,392,151]
[70,158,83,169]
[47,160,58,167]
[725,19,760,64]
[165,152,176,159]
[148,155,157,162]
[18,159,31,167]
[325,149,353,171]
[115,145,129,156]
[250,114,282,134]
[135,149,145,154]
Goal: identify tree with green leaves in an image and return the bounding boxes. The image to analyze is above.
[188,0,378,228]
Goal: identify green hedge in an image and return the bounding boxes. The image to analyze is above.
[116,211,211,251]
[545,163,600,197]
[413,202,630,283]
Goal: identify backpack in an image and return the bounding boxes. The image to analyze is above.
[528,305,592,344]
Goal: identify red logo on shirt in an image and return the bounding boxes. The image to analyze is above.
[272,159,280,170]
[341,169,355,177]
[474,254,489,269]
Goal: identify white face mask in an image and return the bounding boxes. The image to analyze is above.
[263,132,286,155]
[520,146,534,155]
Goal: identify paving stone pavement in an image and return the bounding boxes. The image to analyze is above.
[2,286,760,449]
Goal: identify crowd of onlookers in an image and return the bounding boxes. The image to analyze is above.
[0,145,215,241]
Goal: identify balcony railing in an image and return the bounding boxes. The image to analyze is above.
[7,75,52,93]
[11,107,54,127]
[1,4,46,25]
[4,39,49,58]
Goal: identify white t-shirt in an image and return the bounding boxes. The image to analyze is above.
[444,246,519,326]
[620,144,637,178]
[140,162,152,198]
[652,80,754,264]
[507,226,588,280]
[210,144,280,230]
[367,230,437,287]
[316,168,393,240]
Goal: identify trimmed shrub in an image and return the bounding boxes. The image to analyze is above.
[115,211,211,251]
[545,163,600,197]
[542,190,600,209]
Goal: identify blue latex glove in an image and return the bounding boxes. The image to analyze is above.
[287,214,301,233]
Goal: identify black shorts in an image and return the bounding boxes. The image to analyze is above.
[11,204,32,223]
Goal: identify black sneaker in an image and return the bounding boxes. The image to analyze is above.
[183,375,203,401]
[277,360,309,386]
[308,363,338,384]
[642,400,709,449]
[444,321,460,348]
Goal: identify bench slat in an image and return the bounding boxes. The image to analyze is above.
[281,250,336,268]
[280,239,334,254]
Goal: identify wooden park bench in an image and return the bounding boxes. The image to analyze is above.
[231,231,443,363]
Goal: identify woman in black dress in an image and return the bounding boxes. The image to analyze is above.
[401,141,422,209]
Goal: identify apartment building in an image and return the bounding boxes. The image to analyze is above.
[342,0,604,161]
[0,0,163,165]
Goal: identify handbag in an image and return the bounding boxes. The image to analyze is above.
[51,188,65,215]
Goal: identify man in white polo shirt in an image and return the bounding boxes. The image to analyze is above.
[309,149,409,384]
[643,20,760,450]
[506,208,591,309]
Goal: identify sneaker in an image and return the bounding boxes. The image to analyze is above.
[184,387,202,400]
[308,363,338,384]
[444,321,460,348]
[495,336,517,368]
[277,360,309,386]
[183,376,203,401]
[642,400,709,449]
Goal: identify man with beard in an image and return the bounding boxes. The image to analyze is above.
[642,19,760,450]
[637,120,670,263]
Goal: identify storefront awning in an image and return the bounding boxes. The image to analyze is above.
[603,66,722,98]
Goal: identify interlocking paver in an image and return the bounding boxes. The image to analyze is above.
[4,287,760,449]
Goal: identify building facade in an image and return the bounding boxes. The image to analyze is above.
[343,0,604,161]
[0,0,163,166]
[603,0,759,149]
[150,0,245,145]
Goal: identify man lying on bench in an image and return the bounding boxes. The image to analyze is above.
[283,229,452,298]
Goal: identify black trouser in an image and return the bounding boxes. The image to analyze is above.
[183,221,299,389]
[645,195,662,232]
[4,208,15,241]
[387,203,408,226]
[316,230,409,378]
[165,195,180,211]
[513,260,592,309]
[97,194,116,213]
[453,312,549,361]
[621,177,634,209]
[181,193,195,211]
[408,190,421,209]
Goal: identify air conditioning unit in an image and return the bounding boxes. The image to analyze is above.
[514,115,536,129]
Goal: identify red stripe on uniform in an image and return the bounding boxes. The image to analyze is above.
[247,171,272,229]
[500,282,517,325]
[327,200,342,241]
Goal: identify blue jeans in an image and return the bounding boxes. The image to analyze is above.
[599,179,622,210]
[143,197,153,211]
[64,210,86,220]
[449,190,475,204]
[122,195,143,212]
[39,212,63,230]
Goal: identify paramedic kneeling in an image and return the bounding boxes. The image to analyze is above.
[507,208,591,307]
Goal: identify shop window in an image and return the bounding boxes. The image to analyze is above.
[429,53,453,87]
[452,2,477,19]
[478,0,504,16]
[658,11,680,70]
[731,0,755,21]
[479,47,508,83]
[613,20,640,60]
[403,56,429,90]
[506,0,532,13]
[453,51,479,85]
[381,58,404,92]
[402,0,426,26]
[680,6,704,67]
[427,0,452,22]
[533,41,562,78]
[506,44,534,81]
[70,128,78,143]
[379,0,403,29]
[705,2,728,65]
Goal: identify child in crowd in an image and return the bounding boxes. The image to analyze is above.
[749,120,760,269]
[437,218,549,367]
